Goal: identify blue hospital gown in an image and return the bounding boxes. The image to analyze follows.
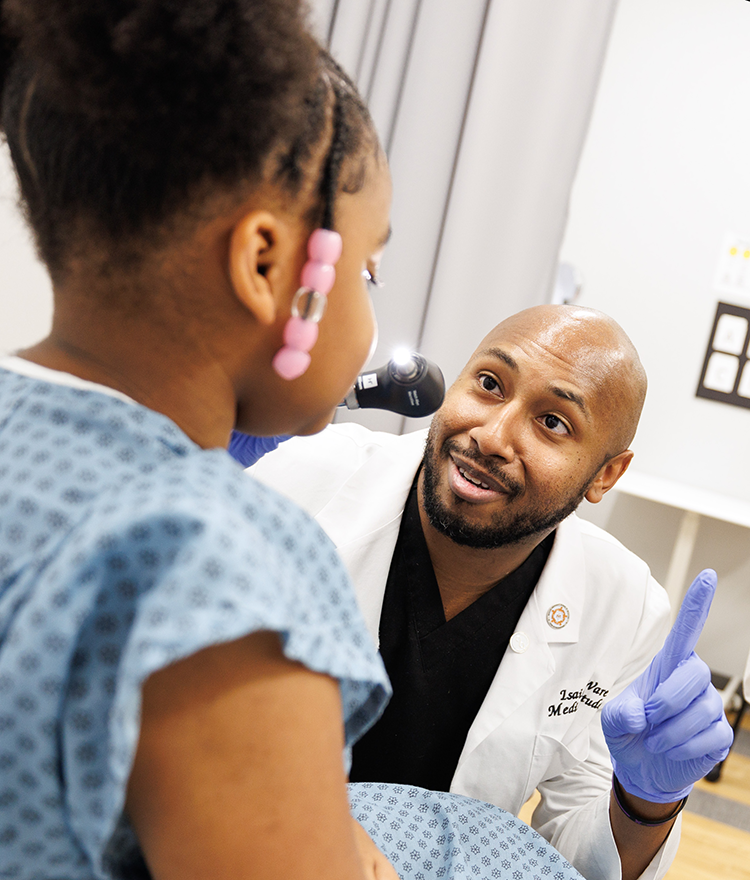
[0,364,583,880]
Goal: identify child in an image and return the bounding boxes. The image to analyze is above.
[0,3,582,879]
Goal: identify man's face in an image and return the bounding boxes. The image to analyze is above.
[421,318,619,549]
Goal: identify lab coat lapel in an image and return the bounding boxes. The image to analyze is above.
[316,429,427,646]
[533,514,584,646]
[458,514,586,760]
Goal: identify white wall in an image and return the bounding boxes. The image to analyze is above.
[562,0,750,677]
[0,149,51,354]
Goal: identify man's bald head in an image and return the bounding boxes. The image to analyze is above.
[471,304,647,458]
[421,304,646,550]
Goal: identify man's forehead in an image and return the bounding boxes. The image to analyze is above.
[479,309,606,350]
[466,320,625,409]
[469,324,607,379]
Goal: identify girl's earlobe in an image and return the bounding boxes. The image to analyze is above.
[228,211,280,326]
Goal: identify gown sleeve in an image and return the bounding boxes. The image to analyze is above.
[55,459,389,877]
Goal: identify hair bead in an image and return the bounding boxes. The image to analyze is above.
[272,229,342,381]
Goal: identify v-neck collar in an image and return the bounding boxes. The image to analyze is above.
[399,475,554,666]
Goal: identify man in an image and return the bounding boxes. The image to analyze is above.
[249,305,731,880]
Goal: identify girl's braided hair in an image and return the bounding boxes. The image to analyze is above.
[0,0,374,277]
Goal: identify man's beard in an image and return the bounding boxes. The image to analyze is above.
[420,427,598,550]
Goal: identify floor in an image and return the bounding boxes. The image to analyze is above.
[665,709,750,880]
[517,710,750,879]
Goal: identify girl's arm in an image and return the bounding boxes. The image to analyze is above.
[126,630,369,880]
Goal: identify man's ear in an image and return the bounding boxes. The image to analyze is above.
[228,210,293,326]
[584,450,634,504]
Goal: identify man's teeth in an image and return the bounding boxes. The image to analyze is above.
[459,467,489,489]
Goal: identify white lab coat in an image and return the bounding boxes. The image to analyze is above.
[250,423,679,880]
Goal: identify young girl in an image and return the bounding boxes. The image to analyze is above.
[0,3,582,879]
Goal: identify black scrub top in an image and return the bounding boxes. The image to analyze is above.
[349,475,554,791]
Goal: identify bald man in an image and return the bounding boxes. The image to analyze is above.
[249,306,723,880]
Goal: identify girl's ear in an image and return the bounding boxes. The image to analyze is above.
[228,210,297,326]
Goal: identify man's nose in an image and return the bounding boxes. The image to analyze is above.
[467,404,519,462]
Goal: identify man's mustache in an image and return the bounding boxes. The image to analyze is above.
[443,440,523,497]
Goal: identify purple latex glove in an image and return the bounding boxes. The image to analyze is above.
[601,569,733,803]
[228,431,291,467]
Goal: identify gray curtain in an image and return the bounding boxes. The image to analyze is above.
[310,0,619,433]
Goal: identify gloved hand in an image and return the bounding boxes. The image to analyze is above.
[601,569,734,803]
[227,431,291,467]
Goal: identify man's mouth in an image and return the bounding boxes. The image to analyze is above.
[457,465,491,490]
[448,454,519,502]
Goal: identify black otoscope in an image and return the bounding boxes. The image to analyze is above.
[340,352,445,418]
[229,352,445,466]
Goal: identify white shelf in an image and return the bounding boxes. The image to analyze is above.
[615,469,750,530]
[613,470,750,621]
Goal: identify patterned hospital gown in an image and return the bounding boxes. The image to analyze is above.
[0,362,583,880]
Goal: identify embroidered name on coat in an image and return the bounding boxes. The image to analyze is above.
[547,680,609,717]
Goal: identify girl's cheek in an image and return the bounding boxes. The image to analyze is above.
[366,312,378,363]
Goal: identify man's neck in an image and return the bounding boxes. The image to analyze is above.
[417,472,549,621]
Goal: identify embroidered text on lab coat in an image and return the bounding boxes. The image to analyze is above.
[548,680,610,717]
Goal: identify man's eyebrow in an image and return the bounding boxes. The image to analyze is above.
[478,348,589,416]
[549,385,589,418]
[478,347,518,371]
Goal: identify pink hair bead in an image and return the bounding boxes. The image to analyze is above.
[272,227,343,381]
[300,260,335,295]
[308,228,342,264]
[272,347,311,381]
[283,315,319,350]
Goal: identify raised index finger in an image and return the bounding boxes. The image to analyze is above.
[658,569,717,681]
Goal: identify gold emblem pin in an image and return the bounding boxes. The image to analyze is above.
[546,603,570,629]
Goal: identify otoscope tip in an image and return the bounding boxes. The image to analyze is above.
[391,347,413,366]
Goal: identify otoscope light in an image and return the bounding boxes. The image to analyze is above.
[341,351,445,418]
[389,348,421,382]
[391,347,414,366]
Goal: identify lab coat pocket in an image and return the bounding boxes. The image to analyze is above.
[526,727,590,796]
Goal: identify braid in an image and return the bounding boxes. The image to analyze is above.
[272,49,376,235]
[0,3,376,276]
[312,50,375,232]
[319,86,347,231]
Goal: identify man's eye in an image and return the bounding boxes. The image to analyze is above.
[479,375,500,394]
[362,268,384,288]
[542,414,569,435]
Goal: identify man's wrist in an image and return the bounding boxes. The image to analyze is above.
[611,774,688,826]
